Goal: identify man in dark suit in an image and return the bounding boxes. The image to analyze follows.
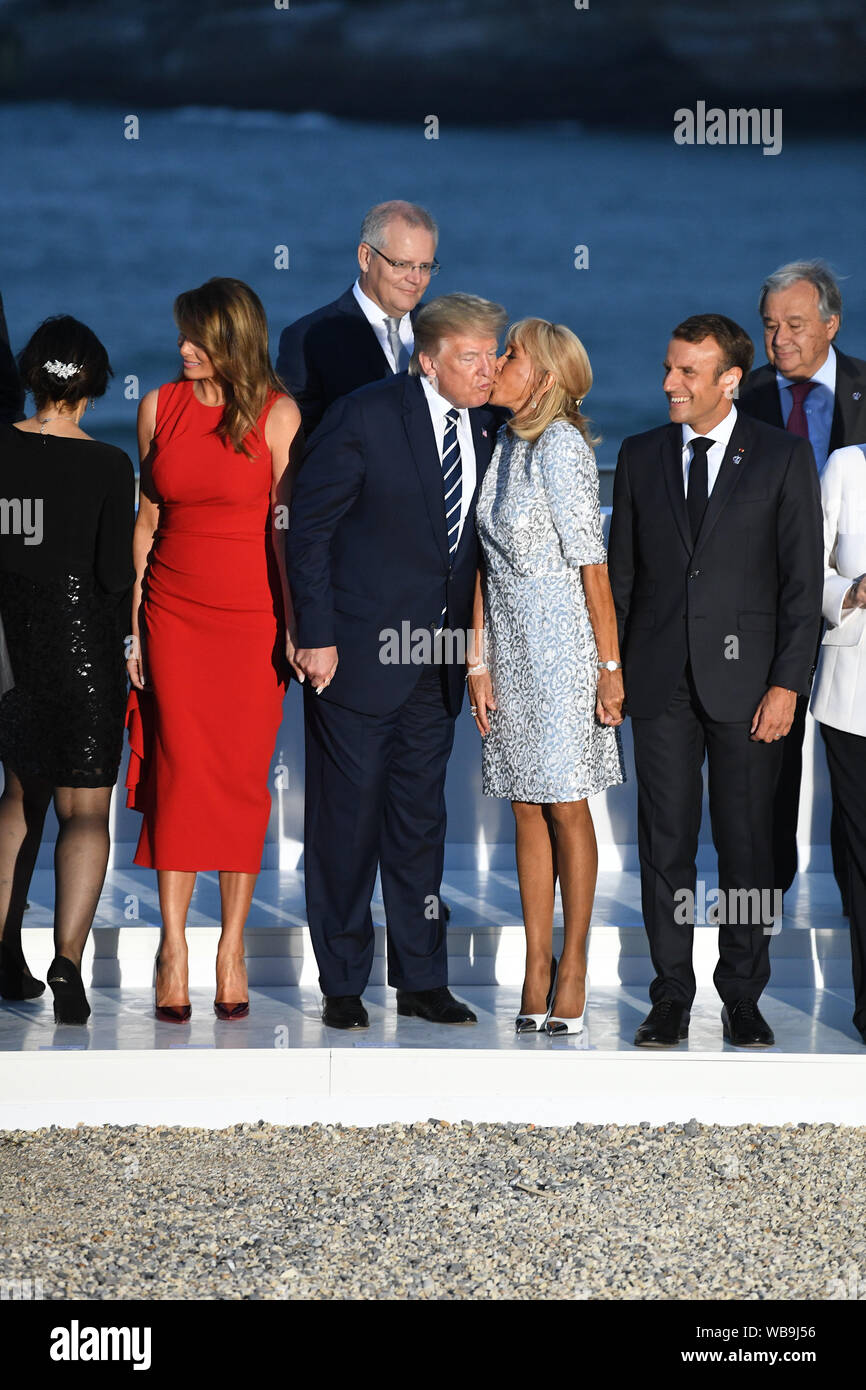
[276,199,439,438]
[738,260,866,906]
[608,314,823,1048]
[0,292,23,425]
[285,293,505,1030]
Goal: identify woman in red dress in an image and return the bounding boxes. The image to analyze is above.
[126,278,302,1021]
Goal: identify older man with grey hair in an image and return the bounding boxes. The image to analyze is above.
[739,260,866,469]
[276,199,439,437]
[739,259,866,907]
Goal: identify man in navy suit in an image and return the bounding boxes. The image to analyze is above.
[608,314,823,1048]
[285,293,506,1029]
[276,200,439,438]
[738,260,866,908]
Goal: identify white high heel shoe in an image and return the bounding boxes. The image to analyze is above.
[545,974,589,1036]
[515,958,558,1034]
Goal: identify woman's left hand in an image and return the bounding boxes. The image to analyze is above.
[596,669,625,726]
[468,668,497,736]
[126,632,147,691]
[844,574,866,610]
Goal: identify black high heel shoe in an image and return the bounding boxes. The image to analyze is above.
[0,942,46,1000]
[47,955,90,1025]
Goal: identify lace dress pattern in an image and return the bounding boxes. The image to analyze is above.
[475,420,625,803]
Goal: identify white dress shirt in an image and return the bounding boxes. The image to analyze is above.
[420,374,477,552]
[776,345,836,473]
[681,404,738,495]
[352,279,414,372]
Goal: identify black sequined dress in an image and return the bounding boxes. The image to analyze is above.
[0,425,135,787]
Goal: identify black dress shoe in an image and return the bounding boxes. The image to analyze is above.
[396,986,476,1024]
[634,1000,689,1047]
[722,998,774,1047]
[322,995,369,1030]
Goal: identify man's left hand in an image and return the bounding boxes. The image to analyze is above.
[750,685,797,743]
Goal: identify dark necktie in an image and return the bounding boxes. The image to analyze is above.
[435,408,463,632]
[786,380,815,439]
[442,407,463,559]
[687,436,712,542]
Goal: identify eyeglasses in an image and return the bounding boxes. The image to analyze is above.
[364,244,440,276]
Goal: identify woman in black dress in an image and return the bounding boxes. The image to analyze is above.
[0,317,134,1023]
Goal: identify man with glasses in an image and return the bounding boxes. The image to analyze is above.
[277,200,439,438]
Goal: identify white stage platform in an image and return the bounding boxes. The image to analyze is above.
[2,867,864,1129]
[5,863,858,990]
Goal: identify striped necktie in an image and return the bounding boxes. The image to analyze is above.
[435,407,463,634]
[442,407,463,559]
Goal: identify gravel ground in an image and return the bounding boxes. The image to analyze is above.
[2,1120,865,1300]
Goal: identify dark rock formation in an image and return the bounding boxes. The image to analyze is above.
[0,0,863,126]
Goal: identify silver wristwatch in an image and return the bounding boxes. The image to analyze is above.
[597,660,622,671]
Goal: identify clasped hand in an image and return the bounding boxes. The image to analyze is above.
[596,669,625,727]
[290,640,338,692]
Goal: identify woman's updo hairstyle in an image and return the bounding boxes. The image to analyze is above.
[17,315,112,411]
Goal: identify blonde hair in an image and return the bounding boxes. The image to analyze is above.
[505,318,599,447]
[174,277,285,457]
[409,293,507,375]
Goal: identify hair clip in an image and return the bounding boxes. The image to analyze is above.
[43,360,81,379]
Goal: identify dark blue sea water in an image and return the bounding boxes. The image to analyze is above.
[0,100,857,849]
[2,102,864,500]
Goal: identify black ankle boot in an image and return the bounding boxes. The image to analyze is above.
[0,942,45,1000]
[47,955,90,1025]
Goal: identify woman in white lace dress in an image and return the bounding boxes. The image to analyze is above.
[470,319,625,1035]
